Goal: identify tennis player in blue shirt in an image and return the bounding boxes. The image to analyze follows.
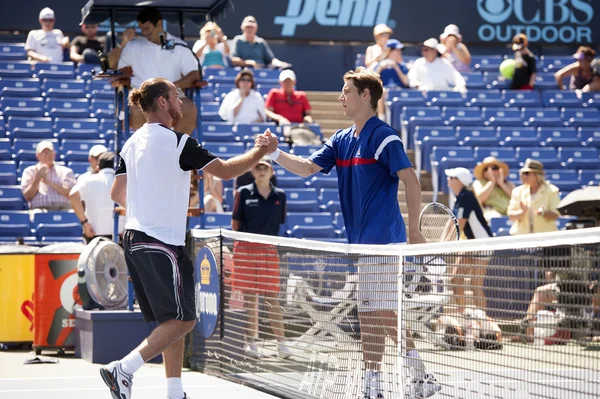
[257,68,441,398]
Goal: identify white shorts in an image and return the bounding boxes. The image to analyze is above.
[357,255,401,312]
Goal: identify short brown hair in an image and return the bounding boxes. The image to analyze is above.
[129,78,172,113]
[343,67,383,111]
[235,69,255,89]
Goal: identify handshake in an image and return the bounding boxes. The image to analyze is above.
[254,129,279,155]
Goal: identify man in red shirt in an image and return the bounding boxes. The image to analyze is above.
[265,70,314,125]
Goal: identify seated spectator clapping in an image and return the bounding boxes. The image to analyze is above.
[373,39,409,120]
[408,38,466,92]
[473,157,515,221]
[265,70,313,125]
[554,46,595,90]
[230,16,290,69]
[21,140,76,211]
[25,8,69,63]
[218,69,266,123]
[70,23,105,65]
[440,24,471,73]
[192,21,230,69]
[365,24,393,69]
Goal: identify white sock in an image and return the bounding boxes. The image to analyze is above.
[167,377,184,399]
[120,351,144,375]
[404,349,426,379]
[363,369,381,397]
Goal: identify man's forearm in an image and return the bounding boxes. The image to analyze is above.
[399,168,422,232]
[107,47,123,70]
[46,180,70,197]
[22,180,40,202]
[275,151,320,178]
[69,192,87,222]
[230,57,245,66]
[206,147,267,181]
[27,50,47,62]
[174,71,200,90]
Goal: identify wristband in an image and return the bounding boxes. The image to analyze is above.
[268,149,281,162]
[80,219,88,226]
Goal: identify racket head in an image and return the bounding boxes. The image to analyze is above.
[418,202,460,243]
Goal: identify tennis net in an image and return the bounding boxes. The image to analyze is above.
[186,227,600,399]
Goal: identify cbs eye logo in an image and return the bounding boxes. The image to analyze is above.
[478,0,513,24]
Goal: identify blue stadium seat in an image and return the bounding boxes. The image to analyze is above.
[516,147,561,169]
[0,61,32,78]
[523,107,563,128]
[286,188,319,212]
[474,147,518,168]
[90,99,115,119]
[290,225,337,239]
[6,116,53,140]
[0,139,10,161]
[291,145,322,157]
[34,211,82,240]
[542,90,583,108]
[485,72,510,90]
[503,90,542,107]
[0,77,41,97]
[203,142,244,159]
[555,217,576,230]
[0,210,31,239]
[332,211,345,231]
[60,139,106,156]
[256,83,279,96]
[538,128,579,148]
[413,126,457,172]
[55,117,99,140]
[545,169,582,192]
[0,185,24,210]
[579,170,600,186]
[319,188,339,204]
[462,72,487,89]
[388,91,427,130]
[431,146,476,193]
[1,96,44,117]
[16,161,39,178]
[541,56,575,72]
[563,108,600,128]
[42,79,86,98]
[0,44,27,61]
[472,56,504,72]
[67,161,90,177]
[467,90,504,107]
[581,92,600,109]
[534,73,559,90]
[254,69,280,84]
[0,161,17,185]
[489,217,512,235]
[483,107,523,127]
[426,91,466,107]
[89,81,114,99]
[402,106,444,146]
[222,187,234,211]
[234,123,278,138]
[46,98,90,118]
[579,128,600,148]
[499,127,539,147]
[213,83,235,99]
[203,212,233,229]
[287,212,333,230]
[460,127,498,147]
[558,148,599,170]
[444,107,483,126]
[200,122,236,142]
[13,138,58,163]
[273,167,307,188]
[456,126,496,141]
[34,63,76,80]
[309,174,338,190]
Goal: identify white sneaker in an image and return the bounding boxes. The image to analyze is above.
[405,373,442,398]
[100,361,133,399]
[244,343,262,359]
[278,343,292,359]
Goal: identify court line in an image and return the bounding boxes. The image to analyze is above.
[0,384,227,393]
[0,375,230,382]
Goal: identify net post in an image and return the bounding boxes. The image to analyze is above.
[219,228,225,341]
[397,248,406,399]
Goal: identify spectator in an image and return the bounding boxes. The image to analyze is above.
[364,23,393,69]
[77,144,107,183]
[230,16,290,69]
[234,171,277,192]
[69,152,124,243]
[218,69,266,123]
[554,46,595,90]
[21,140,76,211]
[70,23,105,65]
[231,157,290,358]
[192,21,230,69]
[439,24,471,73]
[407,38,466,92]
[25,7,69,63]
[189,170,223,213]
[472,157,515,221]
[109,7,199,135]
[373,39,409,120]
[265,70,313,125]
[507,159,560,234]
[510,34,537,90]
[581,59,600,92]
[445,167,493,313]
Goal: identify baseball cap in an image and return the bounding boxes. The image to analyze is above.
[39,7,55,20]
[445,167,473,186]
[440,24,462,42]
[36,140,55,154]
[423,38,446,54]
[241,16,257,28]
[385,39,404,50]
[512,33,528,51]
[88,144,107,158]
[257,157,273,167]
[279,69,296,82]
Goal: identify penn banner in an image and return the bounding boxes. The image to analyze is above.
[195,245,220,339]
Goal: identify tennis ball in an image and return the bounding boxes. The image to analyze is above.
[499,59,516,80]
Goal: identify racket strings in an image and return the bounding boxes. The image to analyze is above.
[419,204,459,243]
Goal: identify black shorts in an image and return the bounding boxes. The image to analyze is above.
[123,229,196,324]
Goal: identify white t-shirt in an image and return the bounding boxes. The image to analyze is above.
[25,29,64,63]
[218,89,266,123]
[191,40,228,67]
[70,168,124,236]
[118,32,198,88]
[407,57,466,92]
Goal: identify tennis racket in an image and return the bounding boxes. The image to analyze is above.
[418,202,460,243]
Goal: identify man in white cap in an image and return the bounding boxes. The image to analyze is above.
[231,16,291,69]
[77,144,108,183]
[25,7,70,63]
[407,38,466,92]
[21,140,76,211]
[265,69,313,125]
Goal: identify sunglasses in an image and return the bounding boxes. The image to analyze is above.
[522,172,531,176]
[254,164,270,171]
[485,165,500,172]
[42,19,54,22]
[239,78,253,82]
